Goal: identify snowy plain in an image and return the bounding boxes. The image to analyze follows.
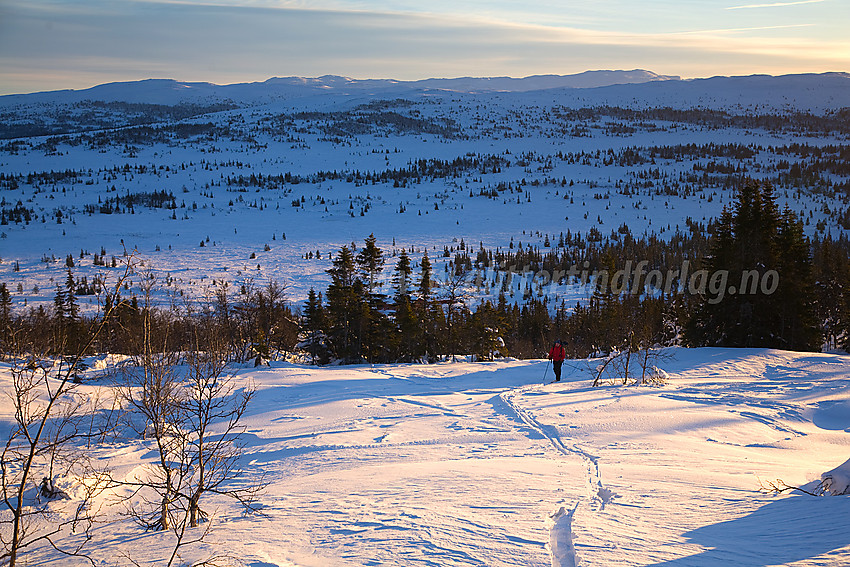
[1,72,849,311]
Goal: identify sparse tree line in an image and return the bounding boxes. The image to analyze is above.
[1,179,847,368]
[223,153,509,189]
[82,189,177,215]
[5,138,850,240]
[0,101,238,140]
[31,122,233,155]
[280,105,462,139]
[551,105,850,135]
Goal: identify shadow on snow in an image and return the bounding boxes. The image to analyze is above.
[647,495,850,567]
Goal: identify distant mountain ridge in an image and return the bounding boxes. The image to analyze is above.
[531,71,850,114]
[1,70,848,114]
[0,70,678,105]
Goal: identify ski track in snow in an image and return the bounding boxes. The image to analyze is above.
[548,504,580,567]
[502,383,607,498]
[499,382,613,566]
[240,368,597,565]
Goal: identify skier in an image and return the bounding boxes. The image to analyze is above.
[548,339,566,382]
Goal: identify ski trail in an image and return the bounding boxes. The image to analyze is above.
[500,386,607,509]
[548,504,579,567]
[500,383,615,567]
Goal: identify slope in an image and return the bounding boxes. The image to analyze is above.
[3,348,848,565]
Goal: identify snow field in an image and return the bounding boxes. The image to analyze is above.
[2,348,843,565]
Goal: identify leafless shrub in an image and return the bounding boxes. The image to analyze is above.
[115,297,262,567]
[0,260,133,567]
[591,334,673,387]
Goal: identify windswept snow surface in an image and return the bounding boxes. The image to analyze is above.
[5,347,850,566]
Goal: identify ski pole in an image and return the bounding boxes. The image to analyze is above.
[543,358,551,384]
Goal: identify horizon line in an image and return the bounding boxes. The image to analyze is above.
[4,69,850,98]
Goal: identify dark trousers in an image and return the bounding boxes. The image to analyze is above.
[553,360,563,381]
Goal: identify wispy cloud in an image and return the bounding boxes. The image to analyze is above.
[666,24,815,35]
[726,0,826,10]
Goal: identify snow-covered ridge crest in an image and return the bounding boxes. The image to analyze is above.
[2,71,848,113]
[0,69,677,104]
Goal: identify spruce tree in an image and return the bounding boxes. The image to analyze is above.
[355,235,391,362]
[356,233,384,293]
[0,283,11,352]
[687,178,820,350]
[417,251,436,359]
[303,288,325,333]
[393,250,412,300]
[325,246,366,362]
[690,207,736,346]
[392,250,420,361]
[418,251,433,301]
[64,269,79,321]
[53,286,66,322]
[0,283,11,324]
[302,288,329,364]
[774,206,819,350]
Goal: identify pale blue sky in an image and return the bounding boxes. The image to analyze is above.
[0,0,847,95]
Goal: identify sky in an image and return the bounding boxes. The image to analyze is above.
[0,0,848,95]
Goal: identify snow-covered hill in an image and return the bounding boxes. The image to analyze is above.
[0,70,679,106]
[3,348,849,565]
[2,71,847,112]
[545,72,850,114]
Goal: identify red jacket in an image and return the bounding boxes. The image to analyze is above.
[548,344,566,362]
